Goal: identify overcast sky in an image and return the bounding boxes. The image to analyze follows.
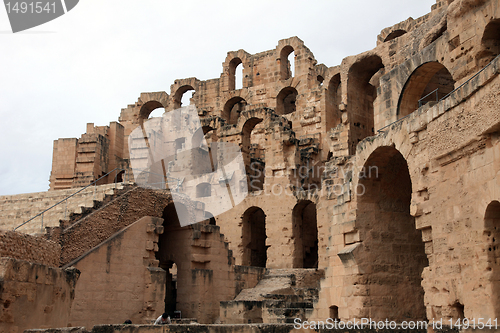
[0,0,436,196]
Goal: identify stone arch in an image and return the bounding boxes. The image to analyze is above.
[241,206,267,267]
[276,86,298,115]
[347,54,384,154]
[292,200,318,268]
[476,19,500,68]
[223,96,247,125]
[222,50,251,91]
[354,146,428,321]
[196,182,211,198]
[397,61,455,118]
[156,202,191,317]
[241,117,264,192]
[484,200,500,317]
[229,57,243,90]
[139,100,165,121]
[383,29,407,42]
[172,85,195,109]
[280,45,295,80]
[325,73,341,130]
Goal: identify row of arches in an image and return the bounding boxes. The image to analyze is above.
[226,45,297,92]
[241,200,318,268]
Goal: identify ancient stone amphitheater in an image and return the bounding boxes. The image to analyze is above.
[1,0,500,332]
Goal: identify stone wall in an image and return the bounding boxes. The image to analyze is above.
[0,182,126,234]
[0,257,79,333]
[0,230,60,266]
[66,216,166,328]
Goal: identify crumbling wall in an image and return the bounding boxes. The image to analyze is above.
[66,216,165,328]
[0,230,60,266]
[0,257,79,333]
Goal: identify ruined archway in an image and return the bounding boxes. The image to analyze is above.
[326,74,341,130]
[476,19,500,67]
[229,57,243,90]
[356,146,428,321]
[280,45,295,79]
[223,97,247,125]
[384,29,407,42]
[347,55,384,154]
[241,207,267,267]
[276,87,298,115]
[173,85,195,109]
[139,100,165,121]
[292,200,318,268]
[484,201,500,317]
[241,117,264,192]
[156,203,190,317]
[397,62,455,118]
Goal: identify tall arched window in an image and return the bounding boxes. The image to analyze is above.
[280,45,295,80]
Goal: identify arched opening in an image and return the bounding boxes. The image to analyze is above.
[292,200,318,268]
[228,58,244,90]
[280,45,295,80]
[329,306,339,320]
[276,87,298,115]
[317,75,324,85]
[139,101,164,121]
[196,182,211,198]
[326,74,341,130]
[484,200,500,317]
[156,203,190,317]
[347,55,384,154]
[384,29,407,42]
[241,207,267,267]
[205,211,216,225]
[173,85,195,109]
[397,62,455,118]
[356,146,428,321]
[191,126,217,176]
[223,97,247,125]
[476,19,500,67]
[241,117,264,192]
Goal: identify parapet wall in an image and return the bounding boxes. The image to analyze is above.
[0,257,80,333]
[0,182,125,234]
[0,230,60,267]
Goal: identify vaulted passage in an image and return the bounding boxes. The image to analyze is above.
[241,207,267,267]
[276,87,298,115]
[156,203,190,317]
[292,200,318,268]
[241,117,264,192]
[484,201,500,317]
[347,55,384,154]
[326,74,341,130]
[476,19,500,67]
[398,62,455,118]
[356,146,428,321]
[223,97,247,125]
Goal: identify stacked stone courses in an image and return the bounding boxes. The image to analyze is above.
[2,0,500,331]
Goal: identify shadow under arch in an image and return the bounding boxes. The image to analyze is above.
[397,61,455,118]
[292,200,318,268]
[355,146,428,321]
[241,206,267,267]
[156,202,191,317]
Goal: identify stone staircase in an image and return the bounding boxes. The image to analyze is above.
[220,268,324,324]
[0,182,129,235]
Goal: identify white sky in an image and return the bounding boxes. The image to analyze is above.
[0,0,436,196]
